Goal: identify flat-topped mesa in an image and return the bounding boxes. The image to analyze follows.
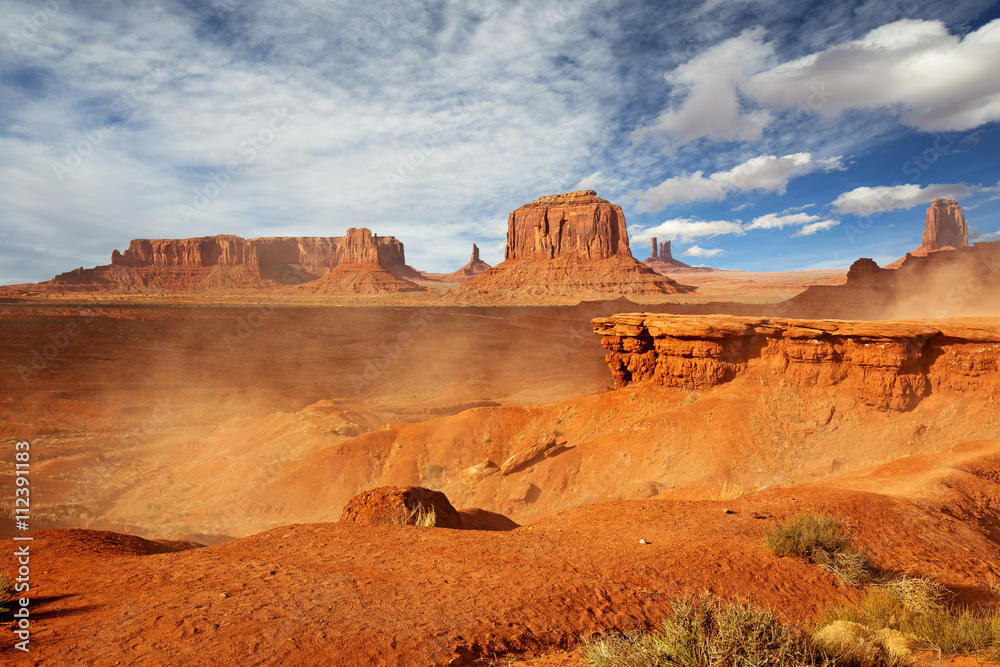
[593,313,1000,411]
[48,229,424,293]
[111,229,405,273]
[916,198,968,256]
[504,190,630,261]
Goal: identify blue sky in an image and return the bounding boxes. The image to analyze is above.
[1,0,1000,283]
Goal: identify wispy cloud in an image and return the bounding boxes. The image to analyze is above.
[629,153,843,212]
[831,183,977,216]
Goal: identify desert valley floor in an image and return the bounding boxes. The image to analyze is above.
[2,263,1000,666]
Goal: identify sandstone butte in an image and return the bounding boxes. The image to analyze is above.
[36,228,427,294]
[885,198,970,268]
[643,238,713,274]
[593,313,1000,411]
[460,190,695,295]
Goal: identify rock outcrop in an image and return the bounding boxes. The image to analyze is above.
[461,191,694,296]
[504,191,631,261]
[886,199,970,268]
[915,198,969,256]
[593,313,1000,411]
[339,486,464,529]
[433,243,493,283]
[44,229,425,294]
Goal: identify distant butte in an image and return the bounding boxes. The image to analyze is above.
[644,238,714,274]
[37,228,427,294]
[461,191,694,296]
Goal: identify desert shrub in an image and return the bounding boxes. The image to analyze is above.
[584,595,830,667]
[820,578,1000,659]
[764,511,876,585]
[423,462,445,480]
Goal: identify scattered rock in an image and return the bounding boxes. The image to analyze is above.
[500,437,566,476]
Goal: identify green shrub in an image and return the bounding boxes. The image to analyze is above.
[764,511,876,585]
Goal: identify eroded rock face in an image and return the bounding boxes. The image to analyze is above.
[339,486,463,529]
[915,198,968,256]
[593,314,1000,411]
[504,190,630,261]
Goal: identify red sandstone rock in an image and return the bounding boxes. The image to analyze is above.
[46,229,423,294]
[504,190,630,261]
[915,198,968,256]
[593,313,1000,411]
[339,486,463,529]
[461,192,694,295]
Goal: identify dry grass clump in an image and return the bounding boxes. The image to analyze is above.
[813,621,916,667]
[716,482,750,502]
[820,579,1000,660]
[763,511,877,585]
[584,595,830,667]
[392,503,437,527]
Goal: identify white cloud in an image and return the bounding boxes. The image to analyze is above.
[635,27,775,145]
[746,19,1000,132]
[631,153,843,212]
[792,219,839,237]
[573,171,604,190]
[631,218,745,244]
[831,183,976,216]
[747,211,831,230]
[684,244,726,257]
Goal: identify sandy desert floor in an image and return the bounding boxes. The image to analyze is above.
[2,269,999,666]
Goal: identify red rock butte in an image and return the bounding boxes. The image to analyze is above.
[462,191,694,295]
[42,228,426,294]
[885,198,969,268]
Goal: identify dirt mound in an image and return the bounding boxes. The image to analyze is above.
[4,441,999,665]
[339,486,463,528]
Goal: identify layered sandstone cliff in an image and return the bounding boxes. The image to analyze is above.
[46,228,424,293]
[462,191,693,296]
[593,313,1000,411]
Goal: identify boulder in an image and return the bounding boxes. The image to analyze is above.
[339,486,463,529]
